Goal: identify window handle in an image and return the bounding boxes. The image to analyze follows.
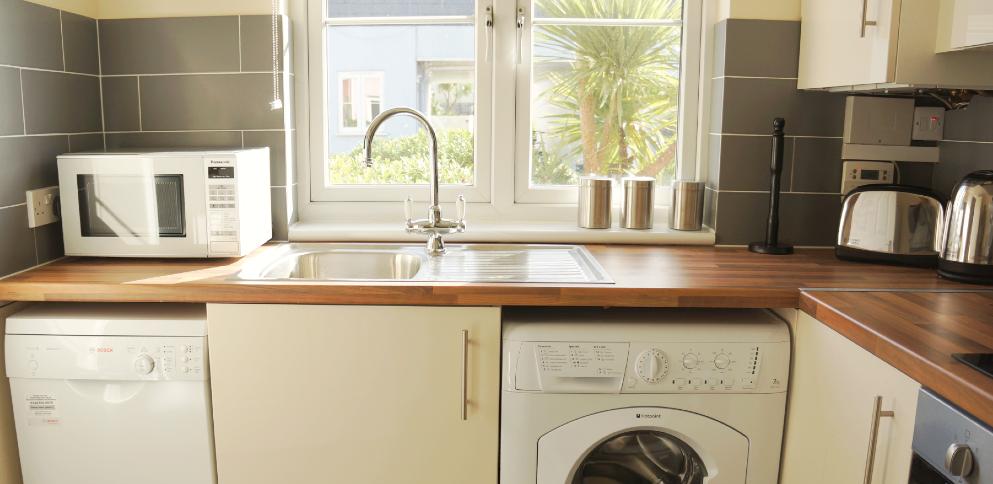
[484,6,494,62]
[456,194,466,224]
[404,196,413,227]
[516,7,526,65]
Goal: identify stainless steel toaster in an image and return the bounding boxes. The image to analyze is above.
[939,170,993,284]
[836,185,945,267]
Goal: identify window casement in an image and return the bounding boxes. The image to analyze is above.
[305,0,702,221]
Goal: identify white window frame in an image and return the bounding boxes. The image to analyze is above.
[302,0,705,224]
[337,71,384,135]
[308,2,494,203]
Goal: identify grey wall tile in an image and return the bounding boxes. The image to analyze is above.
[0,0,63,70]
[708,78,725,133]
[711,20,727,79]
[933,141,993,198]
[139,74,284,130]
[62,11,99,75]
[105,131,243,150]
[99,17,240,75]
[240,15,285,72]
[722,20,800,78]
[0,135,68,207]
[717,135,794,192]
[21,70,101,134]
[705,134,721,189]
[33,221,63,263]
[243,130,288,186]
[68,133,104,152]
[0,207,37,276]
[101,76,140,132]
[703,187,717,229]
[895,162,934,189]
[0,67,24,136]
[780,193,842,246]
[790,137,842,193]
[271,185,288,240]
[714,191,768,245]
[717,77,845,136]
[943,95,993,142]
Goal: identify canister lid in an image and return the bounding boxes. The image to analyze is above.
[579,176,613,189]
[671,180,704,192]
[622,176,655,188]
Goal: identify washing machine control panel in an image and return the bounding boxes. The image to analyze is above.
[519,339,789,394]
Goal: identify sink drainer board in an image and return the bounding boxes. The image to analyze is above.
[236,244,613,284]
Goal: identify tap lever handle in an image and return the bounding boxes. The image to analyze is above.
[456,194,466,223]
[404,196,413,224]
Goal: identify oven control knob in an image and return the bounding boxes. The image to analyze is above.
[636,349,669,383]
[134,354,155,375]
[682,353,699,370]
[945,443,974,477]
[714,353,732,370]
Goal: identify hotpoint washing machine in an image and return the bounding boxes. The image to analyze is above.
[500,308,791,484]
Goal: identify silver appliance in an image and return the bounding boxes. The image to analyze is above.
[669,180,705,231]
[578,176,612,229]
[836,185,945,267]
[939,170,993,284]
[910,389,992,483]
[620,176,654,230]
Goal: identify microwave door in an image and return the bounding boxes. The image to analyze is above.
[77,173,169,243]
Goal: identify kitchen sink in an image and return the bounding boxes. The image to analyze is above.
[236,243,612,283]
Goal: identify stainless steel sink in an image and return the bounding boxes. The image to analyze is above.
[237,243,612,283]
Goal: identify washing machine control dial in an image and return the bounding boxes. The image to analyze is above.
[134,354,155,375]
[636,349,670,383]
[714,352,732,370]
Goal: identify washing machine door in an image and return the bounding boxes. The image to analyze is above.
[537,407,748,484]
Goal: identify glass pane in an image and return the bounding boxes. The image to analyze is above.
[326,25,475,186]
[328,0,474,18]
[530,0,683,187]
[535,0,681,20]
[78,174,185,237]
[573,430,706,484]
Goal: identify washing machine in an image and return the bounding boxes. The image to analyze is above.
[500,308,791,484]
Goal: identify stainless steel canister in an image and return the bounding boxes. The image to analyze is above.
[578,176,612,229]
[620,177,655,229]
[669,181,705,231]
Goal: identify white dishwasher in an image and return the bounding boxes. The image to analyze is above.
[4,303,216,484]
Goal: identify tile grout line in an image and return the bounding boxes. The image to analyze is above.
[238,16,244,73]
[0,64,100,78]
[788,137,797,192]
[241,131,245,148]
[0,203,28,211]
[137,76,143,131]
[712,132,843,139]
[18,69,27,135]
[59,11,66,72]
[712,75,799,81]
[95,19,107,150]
[0,131,104,139]
[102,129,288,134]
[941,139,993,145]
[66,134,72,152]
[100,71,292,78]
[31,228,39,266]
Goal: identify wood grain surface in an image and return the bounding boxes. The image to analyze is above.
[0,244,979,307]
[802,291,993,426]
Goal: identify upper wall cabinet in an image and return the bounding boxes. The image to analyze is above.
[937,0,993,52]
[799,0,993,90]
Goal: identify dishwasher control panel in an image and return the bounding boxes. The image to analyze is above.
[5,335,208,381]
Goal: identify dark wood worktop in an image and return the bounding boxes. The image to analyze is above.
[802,291,993,426]
[0,244,978,307]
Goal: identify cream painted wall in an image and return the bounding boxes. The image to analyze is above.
[27,0,275,19]
[719,0,801,20]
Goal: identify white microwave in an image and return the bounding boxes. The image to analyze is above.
[57,148,272,258]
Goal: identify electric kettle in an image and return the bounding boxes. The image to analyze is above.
[939,170,993,284]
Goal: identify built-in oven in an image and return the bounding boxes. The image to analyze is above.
[57,148,272,258]
[910,389,992,483]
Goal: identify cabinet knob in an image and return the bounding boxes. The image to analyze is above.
[945,443,974,477]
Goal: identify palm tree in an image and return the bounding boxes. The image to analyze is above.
[533,0,682,181]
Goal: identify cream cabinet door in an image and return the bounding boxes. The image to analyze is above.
[780,312,920,484]
[206,304,501,484]
[798,0,900,89]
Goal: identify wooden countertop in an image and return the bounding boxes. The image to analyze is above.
[802,291,993,426]
[0,244,978,307]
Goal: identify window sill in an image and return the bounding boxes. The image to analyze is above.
[289,221,715,245]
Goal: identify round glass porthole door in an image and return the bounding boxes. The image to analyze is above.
[572,430,707,484]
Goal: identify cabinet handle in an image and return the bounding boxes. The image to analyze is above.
[859,0,878,38]
[863,396,895,484]
[460,329,469,421]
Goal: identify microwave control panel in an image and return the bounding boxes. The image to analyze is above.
[206,158,240,255]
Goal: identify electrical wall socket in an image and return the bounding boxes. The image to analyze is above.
[26,186,59,228]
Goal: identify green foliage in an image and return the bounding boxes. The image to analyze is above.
[329,129,474,185]
[533,0,682,183]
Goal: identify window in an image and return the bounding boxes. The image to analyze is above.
[338,72,384,134]
[306,0,700,218]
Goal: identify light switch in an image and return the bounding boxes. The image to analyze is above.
[913,107,945,141]
[26,186,59,228]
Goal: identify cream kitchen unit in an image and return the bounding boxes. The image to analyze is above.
[206,304,500,484]
[780,311,921,484]
[799,0,993,90]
